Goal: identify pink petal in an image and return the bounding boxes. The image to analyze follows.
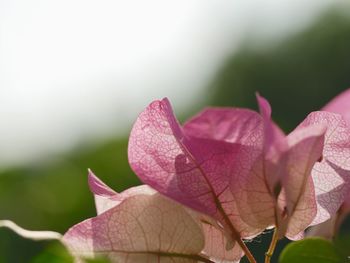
[183,101,277,236]
[63,194,206,263]
[256,94,289,193]
[282,124,325,238]
[88,170,155,214]
[202,222,243,263]
[307,194,350,240]
[322,88,350,125]
[256,93,288,161]
[231,95,288,234]
[88,169,117,197]
[296,111,350,225]
[230,156,276,237]
[236,95,324,239]
[183,107,263,146]
[287,230,305,241]
[128,98,264,238]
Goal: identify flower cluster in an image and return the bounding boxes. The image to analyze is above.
[62,90,350,263]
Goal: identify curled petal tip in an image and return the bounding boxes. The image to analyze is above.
[87,170,116,197]
[256,93,272,118]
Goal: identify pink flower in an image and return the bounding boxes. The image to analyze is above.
[320,88,350,224]
[295,114,350,227]
[62,171,243,263]
[128,98,265,242]
[238,94,326,240]
[306,88,350,238]
[5,91,350,263]
[63,89,350,262]
[127,96,328,244]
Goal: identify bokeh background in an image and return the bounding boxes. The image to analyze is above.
[1,1,350,262]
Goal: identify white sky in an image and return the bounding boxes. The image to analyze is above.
[0,0,344,167]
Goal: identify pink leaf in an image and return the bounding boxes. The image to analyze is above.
[235,95,326,238]
[183,103,278,238]
[128,98,265,239]
[201,222,243,263]
[322,88,350,125]
[306,195,350,240]
[88,169,117,197]
[304,89,350,239]
[256,93,288,159]
[63,193,210,263]
[281,124,325,238]
[71,172,244,262]
[296,111,350,225]
[183,107,263,146]
[256,94,289,189]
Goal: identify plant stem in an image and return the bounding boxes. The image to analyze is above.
[265,227,279,263]
[237,238,257,263]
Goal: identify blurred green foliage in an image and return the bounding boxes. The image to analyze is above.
[30,242,74,263]
[0,138,138,262]
[1,8,350,263]
[0,229,72,263]
[210,9,350,132]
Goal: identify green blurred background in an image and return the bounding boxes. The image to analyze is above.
[1,6,350,263]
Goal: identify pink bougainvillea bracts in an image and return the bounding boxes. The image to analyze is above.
[256,94,326,240]
[128,98,266,248]
[306,88,350,239]
[4,90,350,263]
[63,171,243,263]
[323,88,350,125]
[295,89,350,228]
[128,95,331,243]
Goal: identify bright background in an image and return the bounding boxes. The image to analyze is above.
[1,1,350,262]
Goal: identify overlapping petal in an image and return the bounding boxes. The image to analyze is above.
[128,96,331,244]
[307,197,350,240]
[242,95,325,239]
[296,111,350,226]
[202,223,243,263]
[181,103,280,231]
[128,98,265,240]
[256,94,288,165]
[183,104,277,236]
[183,107,263,146]
[9,90,350,262]
[71,171,244,263]
[282,124,325,238]
[183,102,279,236]
[305,88,350,239]
[63,193,208,263]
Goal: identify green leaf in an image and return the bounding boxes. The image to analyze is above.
[279,237,346,263]
[85,258,111,263]
[30,242,74,263]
